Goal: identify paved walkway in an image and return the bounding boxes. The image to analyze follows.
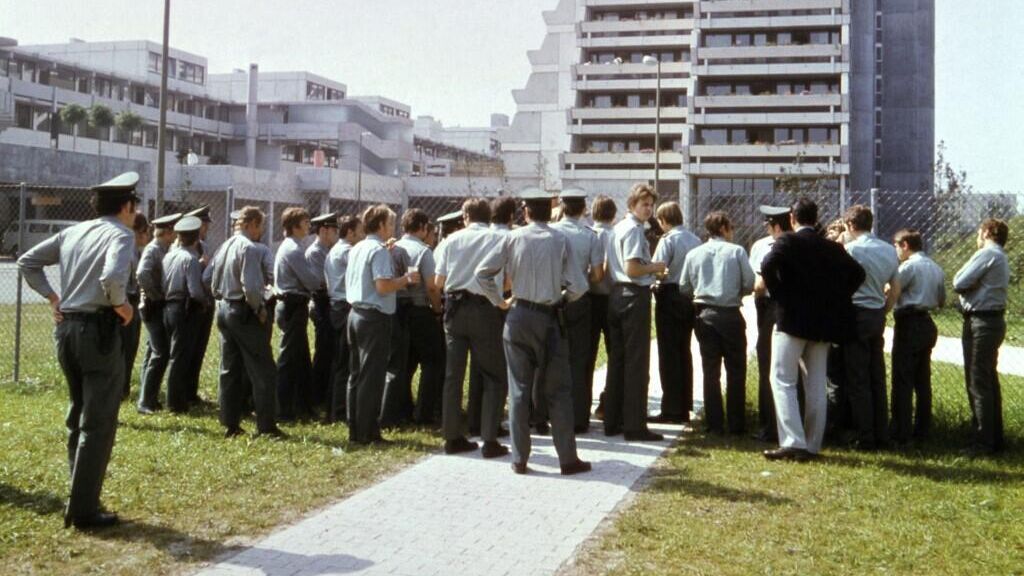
[196,344,683,576]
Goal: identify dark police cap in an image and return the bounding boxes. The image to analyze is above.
[437,211,463,223]
[91,171,140,200]
[174,215,202,233]
[185,205,212,222]
[759,205,791,220]
[559,187,588,200]
[152,212,183,229]
[517,186,556,201]
[311,212,339,228]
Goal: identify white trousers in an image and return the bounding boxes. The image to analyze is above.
[770,330,830,453]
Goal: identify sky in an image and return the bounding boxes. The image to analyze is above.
[2,0,1021,191]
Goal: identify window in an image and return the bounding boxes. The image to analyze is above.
[307,82,327,100]
[701,129,727,145]
[14,102,32,129]
[707,84,731,96]
[29,223,50,234]
[809,128,829,143]
[627,95,640,108]
[593,95,612,108]
[729,129,748,144]
[706,34,731,48]
[735,84,751,96]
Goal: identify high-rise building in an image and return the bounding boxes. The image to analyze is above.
[502,0,934,220]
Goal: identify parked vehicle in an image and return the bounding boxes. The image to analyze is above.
[2,219,78,256]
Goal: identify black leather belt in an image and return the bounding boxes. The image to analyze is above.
[695,303,740,313]
[62,309,116,322]
[448,290,490,305]
[964,309,1005,318]
[280,293,310,305]
[895,307,931,319]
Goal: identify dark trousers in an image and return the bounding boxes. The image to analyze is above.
[587,293,610,410]
[56,313,124,522]
[468,357,486,432]
[694,306,747,434]
[654,287,694,420]
[504,305,579,466]
[138,301,169,410]
[826,343,849,436]
[442,297,507,442]
[565,295,592,428]
[121,298,141,399]
[164,301,200,412]
[605,284,652,434]
[755,297,777,437]
[216,302,277,432]
[310,293,335,408]
[963,313,1006,451]
[328,302,351,422]
[187,305,214,402]
[843,307,889,447]
[347,307,393,443]
[275,295,313,419]
[382,304,414,427]
[890,311,938,442]
[406,306,445,425]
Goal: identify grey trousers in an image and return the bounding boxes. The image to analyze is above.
[121,297,141,399]
[275,295,313,419]
[566,295,592,427]
[405,306,446,425]
[310,293,335,407]
[962,312,1006,451]
[347,307,393,443]
[328,302,352,422]
[138,300,169,410]
[504,305,579,466]
[216,301,278,433]
[654,287,694,420]
[56,312,125,522]
[891,311,937,442]
[605,284,652,434]
[693,306,747,434]
[164,300,199,412]
[586,293,610,407]
[442,297,507,442]
[187,305,214,401]
[382,304,413,427]
[842,307,889,447]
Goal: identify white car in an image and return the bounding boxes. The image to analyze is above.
[2,219,78,256]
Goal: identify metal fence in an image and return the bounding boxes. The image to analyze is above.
[1,182,1021,440]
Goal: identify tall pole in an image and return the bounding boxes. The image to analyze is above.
[155,0,171,216]
[357,132,364,205]
[654,60,661,196]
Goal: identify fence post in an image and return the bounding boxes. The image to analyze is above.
[13,182,27,383]
[870,188,879,234]
[225,186,234,239]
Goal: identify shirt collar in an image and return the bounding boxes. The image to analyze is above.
[795,225,814,232]
[491,224,510,231]
[366,234,384,245]
[468,222,488,231]
[401,233,426,246]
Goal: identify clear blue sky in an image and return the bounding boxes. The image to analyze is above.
[2,0,1020,191]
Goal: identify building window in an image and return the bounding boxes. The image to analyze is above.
[14,102,32,129]
[700,129,727,145]
[307,82,327,100]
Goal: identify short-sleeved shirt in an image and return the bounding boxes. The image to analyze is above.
[476,222,588,306]
[210,233,265,313]
[395,234,436,307]
[345,234,397,314]
[590,222,615,295]
[305,239,331,293]
[846,233,900,310]
[680,237,755,308]
[552,216,604,283]
[325,240,354,304]
[163,244,209,305]
[953,243,1010,312]
[274,236,322,297]
[137,240,169,302]
[896,252,946,311]
[434,222,505,295]
[608,213,655,286]
[748,235,775,297]
[653,225,702,286]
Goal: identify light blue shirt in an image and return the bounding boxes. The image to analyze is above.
[590,222,615,295]
[896,252,946,311]
[345,234,397,314]
[846,233,900,310]
[608,213,655,287]
[653,225,702,285]
[680,237,755,307]
[305,239,331,293]
[953,243,1010,312]
[325,240,354,305]
[163,244,209,305]
[476,222,587,306]
[552,216,604,283]
[274,236,322,297]
[435,222,505,295]
[395,234,436,307]
[137,239,169,301]
[210,233,265,314]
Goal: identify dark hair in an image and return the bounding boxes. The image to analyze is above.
[178,230,199,247]
[980,218,1010,247]
[893,228,924,252]
[362,204,395,234]
[626,183,657,210]
[656,202,683,228]
[463,198,491,224]
[561,198,586,218]
[281,207,310,236]
[791,197,818,226]
[402,208,430,234]
[238,206,264,227]
[524,199,553,223]
[491,196,517,225]
[339,215,362,238]
[592,195,617,222]
[843,204,873,232]
[132,212,150,233]
[93,194,136,217]
[704,211,731,237]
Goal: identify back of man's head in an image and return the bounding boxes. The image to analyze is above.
[463,198,491,224]
[791,198,819,227]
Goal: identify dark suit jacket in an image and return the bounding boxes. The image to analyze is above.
[761,227,865,344]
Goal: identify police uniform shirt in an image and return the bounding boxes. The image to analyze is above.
[210,234,265,313]
[608,213,656,287]
[748,235,775,298]
[345,234,397,314]
[491,223,512,293]
[896,252,946,311]
[274,236,322,297]
[476,222,588,306]
[590,222,615,295]
[552,216,604,282]
[653,225,702,285]
[846,234,900,310]
[18,216,134,313]
[137,239,169,301]
[434,222,505,295]
[680,237,755,308]
[953,243,1010,312]
[325,240,354,305]
[395,234,436,307]
[163,245,208,304]
[305,239,331,292]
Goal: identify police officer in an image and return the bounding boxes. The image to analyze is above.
[324,215,364,423]
[552,188,605,433]
[605,183,666,441]
[890,228,946,446]
[346,205,420,444]
[953,218,1010,456]
[307,212,340,414]
[437,210,465,241]
[136,212,181,414]
[184,205,214,404]
[477,187,591,475]
[681,211,755,435]
[650,201,701,425]
[122,212,150,400]
[18,171,139,529]
[435,198,509,457]
[211,206,284,438]
[163,216,211,413]
[274,207,323,421]
[588,195,616,420]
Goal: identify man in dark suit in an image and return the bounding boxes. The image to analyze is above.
[760,198,865,461]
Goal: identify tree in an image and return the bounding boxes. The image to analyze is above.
[114,110,143,159]
[934,140,973,196]
[88,104,115,157]
[58,103,87,151]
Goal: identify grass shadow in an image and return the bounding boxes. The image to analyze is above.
[644,468,794,506]
[0,482,65,516]
[821,451,1024,485]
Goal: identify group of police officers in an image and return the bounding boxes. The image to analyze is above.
[18,172,1012,530]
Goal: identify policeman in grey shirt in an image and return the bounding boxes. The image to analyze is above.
[18,171,139,530]
[889,228,946,445]
[681,211,755,435]
[307,212,339,416]
[476,187,591,475]
[842,205,900,450]
[274,207,323,421]
[588,196,617,419]
[953,218,1011,455]
[162,216,211,413]
[136,212,180,414]
[324,215,363,424]
[183,205,213,405]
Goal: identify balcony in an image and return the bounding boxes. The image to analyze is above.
[691,112,847,125]
[579,34,693,49]
[571,107,688,121]
[565,151,684,165]
[562,168,685,180]
[699,44,844,60]
[698,0,843,13]
[697,62,848,77]
[700,14,847,30]
[689,144,841,158]
[694,94,840,109]
[585,0,696,7]
[575,77,692,92]
[568,122,691,136]
[580,18,695,34]
[575,61,690,77]
[687,161,848,177]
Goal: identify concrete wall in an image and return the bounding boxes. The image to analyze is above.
[0,142,151,189]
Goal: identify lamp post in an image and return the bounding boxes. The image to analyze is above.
[155,0,170,216]
[356,130,371,205]
[643,55,661,196]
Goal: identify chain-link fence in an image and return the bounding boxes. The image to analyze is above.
[2,182,1021,440]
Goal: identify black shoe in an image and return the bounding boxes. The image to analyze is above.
[498,425,510,438]
[648,413,687,424]
[511,462,529,475]
[481,441,509,459]
[574,424,590,434]
[67,511,120,530]
[534,422,550,436]
[224,426,246,438]
[624,430,664,442]
[256,427,288,440]
[560,459,592,476]
[444,437,478,455]
[603,425,622,437]
[751,430,778,443]
[136,405,157,415]
[763,447,814,462]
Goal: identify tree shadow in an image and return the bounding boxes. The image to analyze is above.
[120,418,225,439]
[821,452,1024,485]
[643,468,794,506]
[0,482,65,516]
[213,548,374,575]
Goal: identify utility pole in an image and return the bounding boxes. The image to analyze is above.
[155,0,171,216]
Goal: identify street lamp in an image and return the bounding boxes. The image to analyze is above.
[643,55,661,196]
[357,130,371,205]
[155,0,171,216]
